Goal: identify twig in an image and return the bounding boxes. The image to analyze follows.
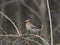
[12,38,19,45]
[0,26,8,42]
[20,0,41,20]
[0,34,19,37]
[22,34,49,45]
[53,25,60,35]
[22,37,41,45]
[0,26,7,34]
[33,0,40,9]
[0,37,7,42]
[0,11,21,36]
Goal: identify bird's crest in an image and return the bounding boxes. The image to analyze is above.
[25,19,30,22]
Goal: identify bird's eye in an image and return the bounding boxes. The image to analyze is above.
[25,22,27,23]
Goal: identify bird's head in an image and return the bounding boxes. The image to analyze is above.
[25,19,30,23]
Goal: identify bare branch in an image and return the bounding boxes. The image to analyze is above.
[22,34,49,45]
[22,37,41,45]
[0,37,8,42]
[0,11,21,36]
[46,0,53,45]
[12,38,19,45]
[33,0,40,10]
[0,26,7,34]
[53,25,60,35]
[0,34,19,37]
[0,26,8,42]
[20,0,41,20]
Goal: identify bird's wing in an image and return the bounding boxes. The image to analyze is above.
[30,23,40,29]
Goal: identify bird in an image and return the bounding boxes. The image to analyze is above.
[25,19,41,35]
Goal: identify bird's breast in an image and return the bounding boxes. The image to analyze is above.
[26,24,32,30]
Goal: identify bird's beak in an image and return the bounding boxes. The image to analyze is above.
[25,20,27,23]
[25,19,30,23]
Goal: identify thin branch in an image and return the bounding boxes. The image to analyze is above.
[12,38,19,45]
[40,24,44,32]
[0,34,19,37]
[0,37,7,42]
[33,0,40,9]
[22,37,41,45]
[46,0,53,45]
[22,34,49,45]
[0,11,21,36]
[0,26,8,42]
[53,25,60,35]
[20,0,41,20]
[0,26,7,34]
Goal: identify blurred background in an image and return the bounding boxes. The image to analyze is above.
[0,0,60,45]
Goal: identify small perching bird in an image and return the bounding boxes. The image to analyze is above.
[25,19,41,35]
